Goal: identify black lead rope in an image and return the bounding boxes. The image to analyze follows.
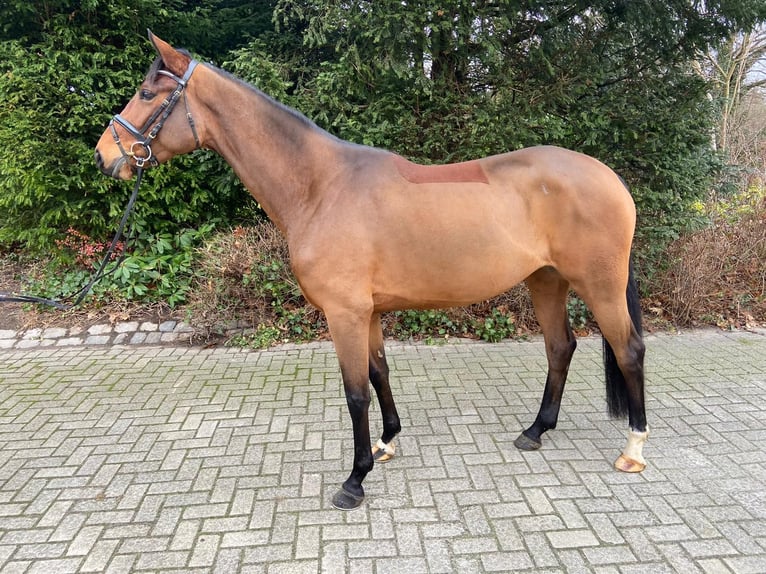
[0,293,71,311]
[0,167,144,311]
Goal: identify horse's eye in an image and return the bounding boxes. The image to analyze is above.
[139,89,155,101]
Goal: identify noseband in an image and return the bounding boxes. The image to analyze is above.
[109,59,200,172]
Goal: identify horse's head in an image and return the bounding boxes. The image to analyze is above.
[95,32,201,180]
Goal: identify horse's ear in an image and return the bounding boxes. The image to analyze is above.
[147,30,190,77]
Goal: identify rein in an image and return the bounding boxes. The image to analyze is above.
[0,59,200,311]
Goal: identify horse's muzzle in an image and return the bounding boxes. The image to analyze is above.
[94,149,106,173]
[95,149,131,180]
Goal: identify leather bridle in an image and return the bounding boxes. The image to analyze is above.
[108,59,200,174]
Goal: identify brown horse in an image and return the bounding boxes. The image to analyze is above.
[95,32,648,510]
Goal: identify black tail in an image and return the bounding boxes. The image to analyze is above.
[604,259,643,418]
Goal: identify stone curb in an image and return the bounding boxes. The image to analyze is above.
[1,320,763,351]
[0,320,197,350]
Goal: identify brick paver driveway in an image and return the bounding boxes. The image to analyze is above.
[1,330,765,573]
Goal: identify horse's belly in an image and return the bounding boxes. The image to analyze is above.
[371,241,543,311]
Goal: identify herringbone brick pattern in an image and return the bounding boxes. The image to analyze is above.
[0,331,764,573]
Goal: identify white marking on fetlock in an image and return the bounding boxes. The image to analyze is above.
[615,428,649,472]
[623,428,649,464]
[372,439,395,462]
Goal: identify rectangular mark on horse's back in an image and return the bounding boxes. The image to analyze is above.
[392,155,490,185]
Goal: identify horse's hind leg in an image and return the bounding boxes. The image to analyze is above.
[605,322,648,473]
[369,313,401,462]
[515,267,577,451]
[577,269,648,473]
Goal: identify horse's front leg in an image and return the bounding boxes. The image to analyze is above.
[326,307,375,510]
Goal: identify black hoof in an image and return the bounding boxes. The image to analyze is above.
[514,432,542,451]
[331,487,365,511]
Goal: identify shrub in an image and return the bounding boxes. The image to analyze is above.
[471,308,517,343]
[651,186,765,327]
[390,309,464,342]
[24,223,214,308]
[187,223,325,344]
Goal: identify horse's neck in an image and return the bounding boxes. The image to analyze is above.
[198,67,333,233]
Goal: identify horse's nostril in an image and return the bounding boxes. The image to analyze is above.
[94,149,104,169]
